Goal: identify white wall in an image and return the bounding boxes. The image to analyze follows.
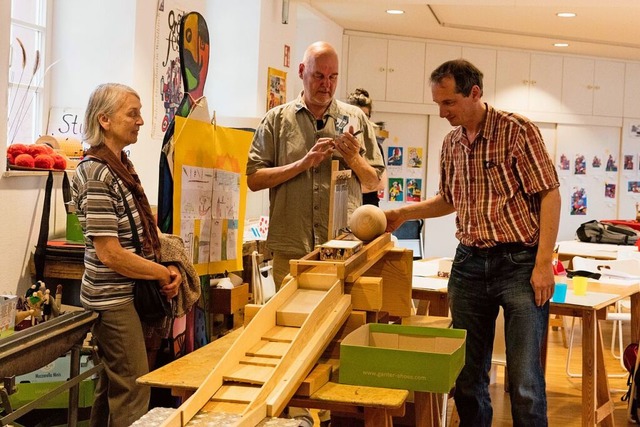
[0,0,344,295]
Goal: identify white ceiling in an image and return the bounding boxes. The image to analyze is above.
[302,0,640,61]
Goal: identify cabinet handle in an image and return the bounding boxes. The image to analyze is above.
[594,85,600,90]
[388,68,395,73]
[587,85,594,90]
[379,67,386,72]
[523,80,529,85]
[530,80,537,86]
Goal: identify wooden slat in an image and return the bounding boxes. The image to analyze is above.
[200,400,248,414]
[223,364,274,385]
[212,384,262,403]
[246,340,290,358]
[239,355,280,367]
[262,325,299,343]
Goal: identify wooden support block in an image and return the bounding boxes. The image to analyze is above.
[276,289,326,327]
[364,248,413,317]
[295,364,332,397]
[344,276,383,311]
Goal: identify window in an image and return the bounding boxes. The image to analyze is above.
[7,0,48,146]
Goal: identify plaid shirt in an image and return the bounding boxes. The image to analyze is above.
[439,104,559,248]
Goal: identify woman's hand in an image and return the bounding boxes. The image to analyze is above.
[160,264,181,300]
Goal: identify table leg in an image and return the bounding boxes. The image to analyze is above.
[581,309,615,427]
[414,391,443,427]
[363,407,393,426]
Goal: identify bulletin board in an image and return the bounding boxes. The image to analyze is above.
[173,116,253,275]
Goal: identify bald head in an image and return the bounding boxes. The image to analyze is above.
[299,41,339,118]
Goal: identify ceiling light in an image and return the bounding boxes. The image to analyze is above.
[556,12,576,18]
[554,43,569,47]
[386,9,405,15]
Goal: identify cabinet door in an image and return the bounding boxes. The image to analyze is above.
[424,43,461,104]
[528,54,563,113]
[495,50,530,112]
[593,60,625,117]
[562,57,594,115]
[347,36,388,103]
[624,63,640,118]
[386,40,425,103]
[462,47,497,106]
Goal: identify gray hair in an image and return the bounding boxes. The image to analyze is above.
[83,83,139,147]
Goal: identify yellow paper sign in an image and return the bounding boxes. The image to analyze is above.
[173,116,253,275]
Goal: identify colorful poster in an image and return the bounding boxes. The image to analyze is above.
[151,0,205,138]
[387,146,403,166]
[388,178,404,202]
[406,147,423,168]
[406,178,422,202]
[570,186,587,215]
[267,67,287,111]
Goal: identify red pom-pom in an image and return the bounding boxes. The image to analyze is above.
[7,153,15,165]
[7,144,28,157]
[34,154,55,169]
[28,144,53,157]
[15,154,35,168]
[52,154,67,170]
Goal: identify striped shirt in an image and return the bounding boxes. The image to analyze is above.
[439,104,560,248]
[71,160,153,310]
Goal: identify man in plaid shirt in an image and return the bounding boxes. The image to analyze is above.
[385,59,561,426]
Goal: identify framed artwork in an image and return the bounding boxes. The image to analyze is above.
[267,67,287,111]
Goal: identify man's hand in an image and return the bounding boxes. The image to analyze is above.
[334,130,361,165]
[530,263,554,306]
[301,137,335,169]
[384,209,404,232]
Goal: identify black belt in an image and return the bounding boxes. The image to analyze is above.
[461,242,536,256]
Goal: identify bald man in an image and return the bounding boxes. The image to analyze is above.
[247,41,385,287]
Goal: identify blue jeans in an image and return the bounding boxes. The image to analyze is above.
[448,243,549,427]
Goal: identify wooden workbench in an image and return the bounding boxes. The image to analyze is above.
[138,327,409,426]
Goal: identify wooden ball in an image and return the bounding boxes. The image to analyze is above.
[349,205,387,241]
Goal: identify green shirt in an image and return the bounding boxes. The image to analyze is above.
[247,94,385,256]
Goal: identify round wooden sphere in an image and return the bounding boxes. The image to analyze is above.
[349,205,387,241]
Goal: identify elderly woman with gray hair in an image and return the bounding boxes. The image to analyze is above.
[72,83,184,426]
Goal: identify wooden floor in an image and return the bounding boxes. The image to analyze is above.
[480,317,633,426]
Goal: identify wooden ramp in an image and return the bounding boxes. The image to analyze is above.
[160,233,400,426]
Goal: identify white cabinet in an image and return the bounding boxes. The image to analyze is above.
[347,35,425,104]
[462,47,496,107]
[562,57,625,117]
[495,50,563,114]
[424,43,461,104]
[422,44,496,107]
[624,63,640,118]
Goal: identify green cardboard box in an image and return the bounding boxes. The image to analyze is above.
[339,323,466,393]
[9,378,96,409]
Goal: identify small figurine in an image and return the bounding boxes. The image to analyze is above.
[42,289,52,321]
[25,284,36,298]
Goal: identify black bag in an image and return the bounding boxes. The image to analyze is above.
[133,279,173,322]
[114,176,173,322]
[576,220,639,245]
